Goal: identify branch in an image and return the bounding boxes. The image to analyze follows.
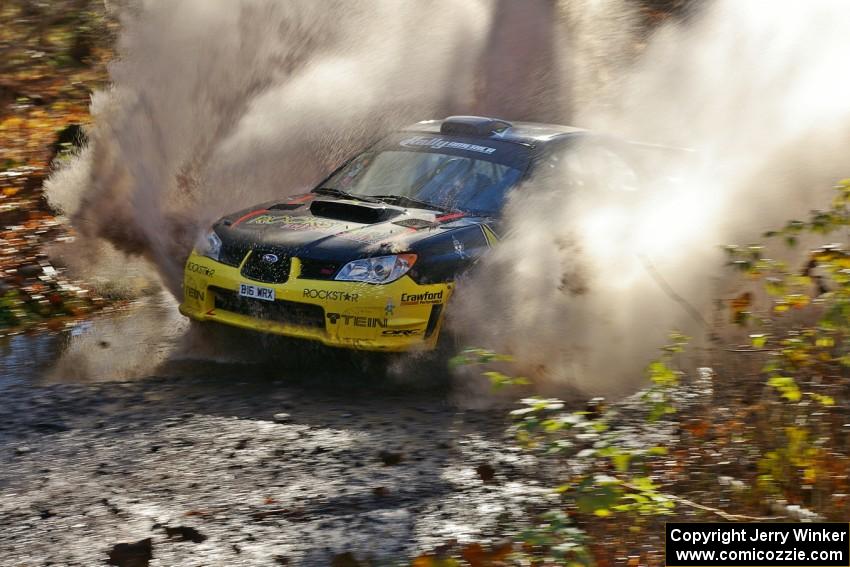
[638,253,713,331]
[619,481,784,522]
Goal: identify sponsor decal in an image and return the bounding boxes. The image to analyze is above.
[399,136,497,155]
[232,208,269,227]
[303,289,359,302]
[381,329,421,336]
[249,214,336,230]
[400,290,444,305]
[187,262,215,277]
[185,287,205,302]
[326,313,387,328]
[452,235,467,259]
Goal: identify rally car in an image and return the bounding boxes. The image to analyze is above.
[179,115,643,351]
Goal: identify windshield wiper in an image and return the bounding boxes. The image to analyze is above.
[371,194,453,213]
[312,187,380,203]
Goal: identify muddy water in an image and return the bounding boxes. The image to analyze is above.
[0,296,544,565]
[0,292,187,388]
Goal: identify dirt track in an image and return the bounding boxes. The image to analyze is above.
[0,334,548,566]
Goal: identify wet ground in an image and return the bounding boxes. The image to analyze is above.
[0,294,545,566]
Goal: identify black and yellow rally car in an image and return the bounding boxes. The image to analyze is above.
[179,115,637,351]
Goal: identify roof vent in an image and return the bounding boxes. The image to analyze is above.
[440,116,512,137]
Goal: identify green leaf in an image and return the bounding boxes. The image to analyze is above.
[611,451,631,473]
[810,393,835,406]
[767,376,801,402]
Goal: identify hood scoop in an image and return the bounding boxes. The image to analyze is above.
[269,202,305,211]
[309,199,403,224]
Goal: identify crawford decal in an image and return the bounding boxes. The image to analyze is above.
[399,136,497,155]
[303,289,359,302]
[400,290,443,305]
[326,313,387,327]
[187,262,215,277]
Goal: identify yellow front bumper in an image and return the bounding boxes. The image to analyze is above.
[178,251,452,352]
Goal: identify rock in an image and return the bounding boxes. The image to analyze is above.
[107,538,152,567]
[476,463,496,483]
[30,421,70,434]
[378,451,403,466]
[49,124,87,163]
[17,264,43,278]
[163,525,207,544]
[273,413,292,424]
[331,552,362,567]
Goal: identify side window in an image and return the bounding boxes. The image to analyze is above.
[543,141,642,193]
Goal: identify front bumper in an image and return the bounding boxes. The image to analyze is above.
[178,251,452,352]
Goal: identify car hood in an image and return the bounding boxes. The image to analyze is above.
[213,193,478,263]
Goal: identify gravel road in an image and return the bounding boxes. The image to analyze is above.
[0,302,549,566]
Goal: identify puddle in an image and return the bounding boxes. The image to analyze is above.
[0,292,187,389]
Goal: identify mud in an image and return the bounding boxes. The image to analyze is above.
[0,300,548,566]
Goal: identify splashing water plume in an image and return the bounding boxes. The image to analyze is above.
[46,0,496,293]
[46,0,850,396]
[453,0,850,397]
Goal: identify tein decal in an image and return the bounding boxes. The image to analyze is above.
[187,262,215,277]
[185,287,205,301]
[303,289,359,302]
[326,313,387,328]
[400,290,443,305]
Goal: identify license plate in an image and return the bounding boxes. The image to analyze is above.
[239,283,275,301]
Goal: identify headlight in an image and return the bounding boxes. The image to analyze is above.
[196,228,222,261]
[335,253,417,284]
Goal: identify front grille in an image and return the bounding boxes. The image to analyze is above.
[211,287,325,328]
[241,250,291,283]
[219,244,249,267]
[298,258,340,280]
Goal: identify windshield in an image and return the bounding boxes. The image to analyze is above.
[320,149,526,216]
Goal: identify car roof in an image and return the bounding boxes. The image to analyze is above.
[400,116,587,147]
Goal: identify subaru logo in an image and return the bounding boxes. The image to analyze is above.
[261,253,279,264]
